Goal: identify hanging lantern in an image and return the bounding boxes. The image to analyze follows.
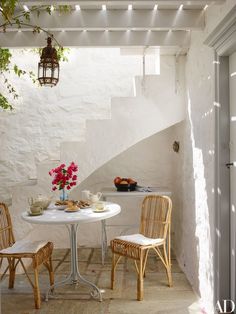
[38,37,59,87]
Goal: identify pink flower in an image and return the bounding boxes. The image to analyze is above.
[49,162,79,191]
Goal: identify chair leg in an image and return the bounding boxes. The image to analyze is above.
[111,252,116,290]
[137,253,144,301]
[8,258,16,289]
[111,253,122,290]
[143,250,149,278]
[33,267,41,309]
[48,256,54,287]
[43,256,54,290]
[163,245,173,287]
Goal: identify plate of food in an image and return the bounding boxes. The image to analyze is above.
[77,200,91,209]
[64,200,80,212]
[54,200,69,210]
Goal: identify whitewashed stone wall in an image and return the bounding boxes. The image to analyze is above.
[0,48,155,200]
[173,1,236,313]
[8,53,186,244]
[75,122,183,246]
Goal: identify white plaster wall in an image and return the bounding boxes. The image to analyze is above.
[6,53,186,246]
[75,122,184,247]
[0,48,156,200]
[19,123,183,249]
[173,1,236,313]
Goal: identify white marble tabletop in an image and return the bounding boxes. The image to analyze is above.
[21,202,121,225]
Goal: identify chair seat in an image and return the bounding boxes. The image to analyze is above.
[115,233,164,246]
[0,240,49,255]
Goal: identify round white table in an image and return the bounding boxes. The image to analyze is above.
[21,202,121,301]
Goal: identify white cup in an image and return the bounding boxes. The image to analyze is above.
[93,201,105,211]
[30,205,43,214]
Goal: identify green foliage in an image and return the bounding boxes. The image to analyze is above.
[57,48,70,62]
[0,94,13,110]
[58,5,72,14]
[0,48,12,72]
[0,0,18,21]
[23,11,30,21]
[29,71,37,84]
[13,64,26,77]
[0,48,18,110]
[46,6,52,15]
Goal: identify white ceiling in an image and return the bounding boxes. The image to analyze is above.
[0,0,225,54]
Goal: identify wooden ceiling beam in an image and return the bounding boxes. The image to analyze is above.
[0,9,205,31]
[18,0,225,6]
[0,30,190,48]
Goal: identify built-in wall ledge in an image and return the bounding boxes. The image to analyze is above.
[205,4,236,56]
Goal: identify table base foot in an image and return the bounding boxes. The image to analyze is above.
[45,272,103,302]
[45,224,103,302]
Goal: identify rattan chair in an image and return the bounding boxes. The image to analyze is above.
[110,195,172,301]
[0,202,54,309]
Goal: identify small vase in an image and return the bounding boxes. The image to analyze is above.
[60,188,68,201]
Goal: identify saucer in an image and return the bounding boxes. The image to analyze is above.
[93,208,109,213]
[27,211,43,216]
[64,208,80,213]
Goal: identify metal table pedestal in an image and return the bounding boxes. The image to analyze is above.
[46,224,102,301]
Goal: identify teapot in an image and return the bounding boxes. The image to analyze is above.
[82,190,102,203]
[28,194,52,210]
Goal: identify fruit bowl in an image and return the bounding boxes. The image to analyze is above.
[114,177,137,192]
[115,182,137,192]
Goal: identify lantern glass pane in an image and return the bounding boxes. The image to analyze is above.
[38,58,59,86]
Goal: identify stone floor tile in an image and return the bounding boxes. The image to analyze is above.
[52,249,70,261]
[1,248,199,314]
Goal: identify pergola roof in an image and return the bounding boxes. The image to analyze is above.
[0,0,225,53]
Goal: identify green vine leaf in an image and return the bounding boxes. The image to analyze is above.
[45,6,52,15]
[0,48,12,72]
[0,94,13,111]
[58,5,72,14]
[23,11,30,21]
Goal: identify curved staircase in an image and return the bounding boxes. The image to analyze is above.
[10,56,186,245]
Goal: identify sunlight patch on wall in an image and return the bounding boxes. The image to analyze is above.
[187,92,214,314]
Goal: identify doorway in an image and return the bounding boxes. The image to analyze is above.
[229,52,236,303]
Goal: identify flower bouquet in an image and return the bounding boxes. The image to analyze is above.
[49,162,78,201]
